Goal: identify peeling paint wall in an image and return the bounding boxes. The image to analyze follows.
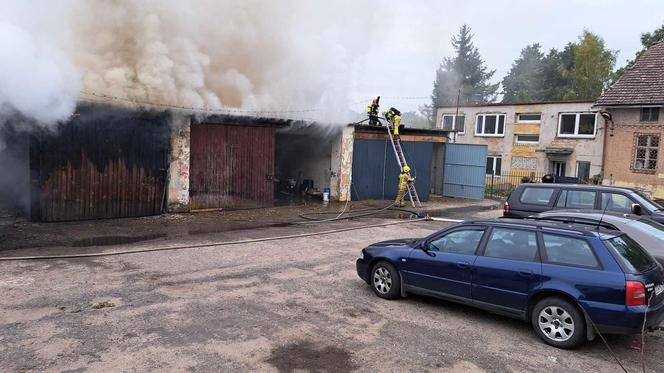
[167,116,191,212]
[435,102,603,178]
[331,126,354,201]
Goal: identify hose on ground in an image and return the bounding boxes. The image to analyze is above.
[297,203,423,223]
[0,218,428,261]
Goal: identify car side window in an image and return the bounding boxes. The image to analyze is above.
[484,228,539,262]
[542,234,599,268]
[555,190,567,207]
[520,188,556,206]
[561,190,596,209]
[601,193,633,214]
[428,229,484,255]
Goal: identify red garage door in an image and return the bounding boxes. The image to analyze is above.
[190,123,275,210]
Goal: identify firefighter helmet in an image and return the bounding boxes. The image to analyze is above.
[403,166,411,173]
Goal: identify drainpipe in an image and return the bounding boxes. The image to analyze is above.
[599,110,613,184]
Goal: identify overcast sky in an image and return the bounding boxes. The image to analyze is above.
[349,0,664,113]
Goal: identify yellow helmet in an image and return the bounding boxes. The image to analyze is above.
[403,166,411,173]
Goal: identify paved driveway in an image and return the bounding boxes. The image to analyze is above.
[1,219,662,372]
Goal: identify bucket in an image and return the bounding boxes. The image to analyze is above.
[323,187,330,202]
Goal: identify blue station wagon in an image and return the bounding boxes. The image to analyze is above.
[356,219,664,348]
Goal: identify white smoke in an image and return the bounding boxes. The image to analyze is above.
[0,0,385,125]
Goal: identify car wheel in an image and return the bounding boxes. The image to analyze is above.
[371,261,401,300]
[531,297,586,349]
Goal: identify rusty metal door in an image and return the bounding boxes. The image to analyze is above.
[190,123,275,209]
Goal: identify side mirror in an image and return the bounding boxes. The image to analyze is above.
[631,203,643,216]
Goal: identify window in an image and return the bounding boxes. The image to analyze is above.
[601,193,634,214]
[441,114,466,133]
[484,229,539,262]
[486,156,502,175]
[551,161,566,177]
[576,162,591,182]
[558,113,597,137]
[633,134,660,172]
[428,229,484,255]
[515,134,539,144]
[520,187,556,205]
[517,113,541,122]
[556,190,596,209]
[542,234,599,268]
[605,235,657,274]
[476,114,506,136]
[640,107,660,122]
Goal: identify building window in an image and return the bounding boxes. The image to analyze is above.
[517,113,541,123]
[640,107,660,122]
[486,156,502,176]
[515,134,539,144]
[558,113,597,138]
[576,162,591,182]
[476,114,506,136]
[551,161,566,177]
[441,114,465,133]
[633,134,660,172]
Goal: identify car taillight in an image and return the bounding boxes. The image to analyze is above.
[503,201,510,216]
[626,281,646,306]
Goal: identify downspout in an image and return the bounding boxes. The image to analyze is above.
[599,109,613,184]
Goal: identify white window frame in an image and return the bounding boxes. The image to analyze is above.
[475,113,506,137]
[633,134,660,172]
[516,113,542,123]
[441,114,465,134]
[557,112,597,138]
[515,134,540,145]
[486,156,502,176]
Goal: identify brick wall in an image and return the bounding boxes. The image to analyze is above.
[603,107,664,198]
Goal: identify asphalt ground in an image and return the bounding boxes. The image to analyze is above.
[1,218,663,372]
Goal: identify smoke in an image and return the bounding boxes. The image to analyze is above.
[0,0,384,126]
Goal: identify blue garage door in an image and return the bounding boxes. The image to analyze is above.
[351,139,433,201]
[442,143,487,200]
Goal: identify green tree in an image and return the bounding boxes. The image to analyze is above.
[501,44,545,103]
[571,30,616,99]
[614,24,664,80]
[540,43,577,100]
[423,25,498,122]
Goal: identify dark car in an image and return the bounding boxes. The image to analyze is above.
[532,210,664,266]
[356,219,664,348]
[503,184,664,224]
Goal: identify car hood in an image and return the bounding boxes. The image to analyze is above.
[367,238,419,249]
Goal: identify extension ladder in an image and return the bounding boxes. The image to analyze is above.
[380,118,422,208]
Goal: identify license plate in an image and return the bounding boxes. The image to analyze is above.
[656,284,664,297]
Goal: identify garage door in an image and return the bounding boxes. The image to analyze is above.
[190,123,275,209]
[442,143,487,200]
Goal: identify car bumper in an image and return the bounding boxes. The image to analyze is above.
[589,300,664,335]
[356,258,370,284]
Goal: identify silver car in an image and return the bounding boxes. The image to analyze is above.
[532,210,664,265]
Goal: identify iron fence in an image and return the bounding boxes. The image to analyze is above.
[484,171,548,199]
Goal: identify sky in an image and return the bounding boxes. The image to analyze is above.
[349,0,664,113]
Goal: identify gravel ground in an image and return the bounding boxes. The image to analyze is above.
[1,217,662,372]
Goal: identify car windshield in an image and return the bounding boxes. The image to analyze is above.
[632,191,664,211]
[604,235,658,274]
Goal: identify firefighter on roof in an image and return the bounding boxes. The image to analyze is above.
[366,96,380,126]
[384,107,402,138]
[395,166,415,207]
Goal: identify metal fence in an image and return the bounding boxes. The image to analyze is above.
[484,171,548,199]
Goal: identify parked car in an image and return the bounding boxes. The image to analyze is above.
[356,219,664,348]
[532,210,664,266]
[503,184,664,224]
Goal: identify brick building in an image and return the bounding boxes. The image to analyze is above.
[595,41,664,199]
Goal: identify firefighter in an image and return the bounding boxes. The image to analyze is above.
[366,96,380,126]
[395,166,415,207]
[384,107,402,138]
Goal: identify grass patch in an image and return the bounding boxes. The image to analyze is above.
[92,301,115,309]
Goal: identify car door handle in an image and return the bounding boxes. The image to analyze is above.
[456,261,470,269]
[518,270,534,277]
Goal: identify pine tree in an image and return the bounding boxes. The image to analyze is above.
[501,44,545,103]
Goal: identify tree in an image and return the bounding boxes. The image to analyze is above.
[614,24,664,80]
[501,44,545,103]
[423,25,498,123]
[540,43,577,100]
[571,30,616,99]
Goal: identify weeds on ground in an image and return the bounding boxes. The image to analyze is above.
[92,301,115,309]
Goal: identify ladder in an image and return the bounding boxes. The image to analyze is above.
[379,118,422,208]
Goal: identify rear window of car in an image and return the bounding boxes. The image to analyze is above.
[604,235,657,274]
[542,234,599,268]
[519,187,556,206]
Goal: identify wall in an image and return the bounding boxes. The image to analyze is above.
[435,101,603,179]
[602,107,664,199]
[330,126,354,201]
[167,116,191,212]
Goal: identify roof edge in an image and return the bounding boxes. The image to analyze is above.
[436,99,596,109]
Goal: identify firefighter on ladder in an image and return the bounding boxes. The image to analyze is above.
[366,96,380,126]
[384,107,402,138]
[395,166,415,207]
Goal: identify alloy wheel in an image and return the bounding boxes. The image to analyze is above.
[538,306,575,342]
[373,267,392,294]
